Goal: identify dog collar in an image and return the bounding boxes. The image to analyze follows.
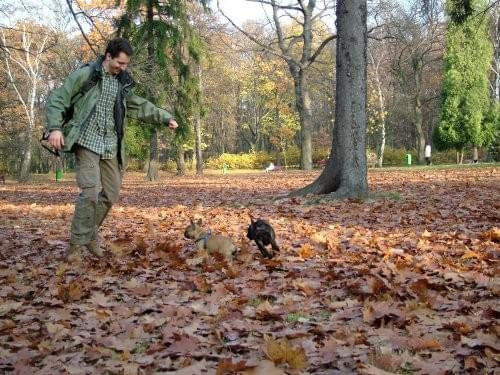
[195,231,211,250]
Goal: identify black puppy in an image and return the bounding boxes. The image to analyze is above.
[247,218,280,259]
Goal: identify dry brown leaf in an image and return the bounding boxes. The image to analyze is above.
[407,337,441,351]
[263,335,308,370]
[216,358,250,375]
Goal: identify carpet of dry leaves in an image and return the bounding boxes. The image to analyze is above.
[0,166,499,374]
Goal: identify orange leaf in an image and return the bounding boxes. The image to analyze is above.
[297,243,314,259]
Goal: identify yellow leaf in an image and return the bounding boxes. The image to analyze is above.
[55,263,67,277]
[461,249,480,260]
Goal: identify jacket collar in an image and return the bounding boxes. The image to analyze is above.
[93,55,135,88]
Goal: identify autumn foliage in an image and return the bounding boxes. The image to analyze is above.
[0,166,499,373]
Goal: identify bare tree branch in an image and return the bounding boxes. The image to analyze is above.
[216,0,291,62]
[65,0,98,56]
[308,34,336,66]
[246,0,303,12]
[74,0,107,42]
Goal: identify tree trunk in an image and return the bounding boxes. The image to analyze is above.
[374,71,386,168]
[195,64,203,175]
[290,0,368,198]
[145,0,159,181]
[291,68,313,170]
[19,133,31,182]
[147,129,159,181]
[414,97,426,164]
[176,146,186,176]
[473,146,478,163]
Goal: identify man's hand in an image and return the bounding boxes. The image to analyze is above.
[168,119,178,130]
[48,130,65,151]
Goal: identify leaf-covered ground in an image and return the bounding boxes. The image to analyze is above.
[0,166,499,374]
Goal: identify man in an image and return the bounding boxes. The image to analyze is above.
[45,38,178,258]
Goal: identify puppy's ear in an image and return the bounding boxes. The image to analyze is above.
[197,218,203,225]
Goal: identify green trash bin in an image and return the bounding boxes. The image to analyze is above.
[405,154,412,166]
[55,169,63,181]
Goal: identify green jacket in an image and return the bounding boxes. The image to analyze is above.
[45,55,173,167]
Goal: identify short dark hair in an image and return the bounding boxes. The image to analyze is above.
[105,38,134,58]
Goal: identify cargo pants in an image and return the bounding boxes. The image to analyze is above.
[70,146,122,245]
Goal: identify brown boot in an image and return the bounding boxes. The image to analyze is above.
[87,239,104,257]
[66,244,83,260]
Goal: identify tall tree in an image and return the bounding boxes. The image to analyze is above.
[0,24,48,181]
[387,1,444,164]
[117,0,207,180]
[433,0,495,159]
[218,0,336,170]
[291,0,368,197]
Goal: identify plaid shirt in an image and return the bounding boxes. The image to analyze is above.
[77,68,119,159]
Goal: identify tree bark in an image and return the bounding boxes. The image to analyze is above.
[290,0,368,198]
[19,137,31,182]
[414,99,426,165]
[195,64,203,175]
[147,129,159,181]
[370,54,386,168]
[473,146,478,163]
[291,68,313,170]
[145,0,159,181]
[176,146,186,176]
[413,62,426,164]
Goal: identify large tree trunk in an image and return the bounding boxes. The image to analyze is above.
[195,64,203,175]
[290,0,368,198]
[147,129,159,181]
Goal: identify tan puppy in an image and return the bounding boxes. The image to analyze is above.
[183,218,237,260]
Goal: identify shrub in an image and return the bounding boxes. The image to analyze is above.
[162,159,195,172]
[125,159,145,172]
[432,149,457,164]
[312,148,330,163]
[276,146,330,167]
[279,146,300,167]
[383,147,416,166]
[206,152,273,169]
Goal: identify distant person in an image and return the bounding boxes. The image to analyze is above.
[425,144,432,165]
[45,38,178,259]
[265,162,275,172]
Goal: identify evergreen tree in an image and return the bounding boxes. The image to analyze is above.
[434,0,495,158]
[116,0,206,180]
